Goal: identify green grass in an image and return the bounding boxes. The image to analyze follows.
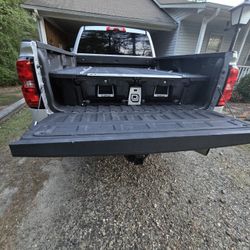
[0,94,22,107]
[0,87,22,107]
[0,108,32,147]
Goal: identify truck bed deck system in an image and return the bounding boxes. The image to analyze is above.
[50,66,208,80]
[10,105,250,157]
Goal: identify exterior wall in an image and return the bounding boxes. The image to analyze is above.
[200,20,250,65]
[151,8,198,56]
[148,7,250,65]
[165,9,197,55]
[234,27,250,65]
[166,9,196,22]
[174,20,201,55]
[238,37,250,65]
[200,19,234,53]
[163,16,250,65]
[151,31,176,56]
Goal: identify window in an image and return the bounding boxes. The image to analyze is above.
[78,31,152,57]
[206,34,223,53]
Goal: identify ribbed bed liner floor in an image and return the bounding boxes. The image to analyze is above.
[26,105,248,136]
[10,105,250,157]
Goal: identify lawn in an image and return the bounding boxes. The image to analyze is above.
[0,108,32,147]
[0,86,23,109]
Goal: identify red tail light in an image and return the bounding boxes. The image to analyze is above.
[16,59,40,108]
[218,66,239,106]
[106,26,126,32]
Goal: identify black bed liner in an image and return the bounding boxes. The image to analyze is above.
[10,105,250,157]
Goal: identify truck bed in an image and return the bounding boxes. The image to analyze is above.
[12,42,250,158]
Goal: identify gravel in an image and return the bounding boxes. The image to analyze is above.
[1,146,247,249]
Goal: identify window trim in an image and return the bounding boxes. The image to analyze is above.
[205,33,224,53]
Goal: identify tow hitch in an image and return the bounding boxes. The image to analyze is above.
[124,155,149,165]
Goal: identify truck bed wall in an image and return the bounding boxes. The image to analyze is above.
[156,53,231,108]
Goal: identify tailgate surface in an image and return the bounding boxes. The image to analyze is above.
[10,105,250,156]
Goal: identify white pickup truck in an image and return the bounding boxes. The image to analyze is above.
[10,26,250,164]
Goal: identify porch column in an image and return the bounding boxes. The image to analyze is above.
[195,8,220,54]
[238,21,250,62]
[34,10,48,44]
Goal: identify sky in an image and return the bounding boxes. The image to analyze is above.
[209,0,244,6]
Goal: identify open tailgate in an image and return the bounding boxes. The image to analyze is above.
[10,105,250,157]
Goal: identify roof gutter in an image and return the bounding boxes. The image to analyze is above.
[152,0,206,9]
[153,0,231,10]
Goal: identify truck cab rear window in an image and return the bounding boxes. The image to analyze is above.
[78,31,152,57]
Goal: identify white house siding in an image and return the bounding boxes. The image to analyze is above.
[220,30,235,52]
[166,9,196,23]
[163,9,197,55]
[151,9,196,56]
[151,31,176,56]
[174,20,201,55]
[150,7,250,64]
[200,20,234,53]
[237,35,250,65]
[234,26,250,65]
[200,20,250,65]
[153,18,206,56]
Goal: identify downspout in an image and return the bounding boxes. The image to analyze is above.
[195,8,220,54]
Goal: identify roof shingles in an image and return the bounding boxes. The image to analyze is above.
[23,0,176,29]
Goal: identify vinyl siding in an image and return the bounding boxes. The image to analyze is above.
[200,20,250,65]
[175,20,201,55]
[155,9,196,56]
[200,20,233,53]
[150,8,250,65]
[167,9,196,22]
[151,31,176,56]
[237,34,250,65]
[174,18,250,65]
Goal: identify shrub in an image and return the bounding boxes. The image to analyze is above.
[0,0,38,86]
[236,74,250,102]
[231,89,243,103]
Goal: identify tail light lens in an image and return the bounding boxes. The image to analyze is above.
[106,26,126,32]
[218,66,239,106]
[16,59,40,108]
